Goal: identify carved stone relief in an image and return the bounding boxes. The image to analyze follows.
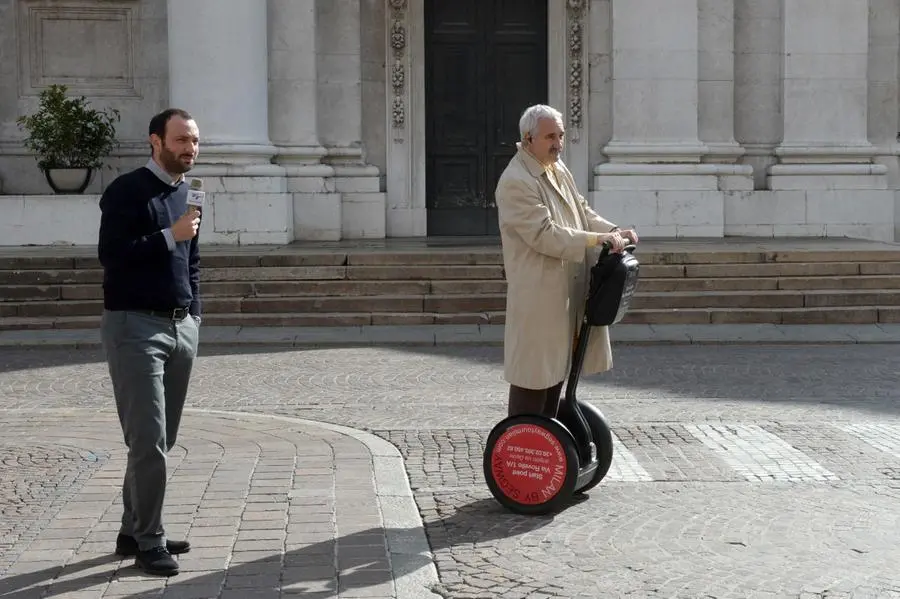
[16,0,140,97]
[388,0,407,129]
[567,0,586,133]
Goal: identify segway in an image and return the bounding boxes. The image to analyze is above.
[483,241,640,515]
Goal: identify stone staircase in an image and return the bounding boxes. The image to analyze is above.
[1,238,899,331]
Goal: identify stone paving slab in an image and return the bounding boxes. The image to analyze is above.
[0,408,439,599]
[4,323,900,350]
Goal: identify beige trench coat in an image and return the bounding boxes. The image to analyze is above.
[495,143,618,390]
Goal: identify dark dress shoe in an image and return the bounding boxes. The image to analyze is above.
[116,533,191,557]
[134,546,179,576]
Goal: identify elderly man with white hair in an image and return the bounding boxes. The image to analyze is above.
[494,104,638,418]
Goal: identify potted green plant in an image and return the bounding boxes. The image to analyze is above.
[16,84,120,194]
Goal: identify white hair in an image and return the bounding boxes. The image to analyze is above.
[519,104,564,140]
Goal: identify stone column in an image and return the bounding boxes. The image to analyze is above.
[600,0,705,164]
[167,0,291,244]
[168,0,276,166]
[269,0,326,164]
[769,0,884,187]
[867,0,900,241]
[315,0,384,238]
[268,0,339,240]
[698,0,743,164]
[768,0,892,241]
[593,0,747,238]
[733,0,783,190]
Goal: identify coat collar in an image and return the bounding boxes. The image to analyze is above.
[515,143,581,224]
[516,142,548,179]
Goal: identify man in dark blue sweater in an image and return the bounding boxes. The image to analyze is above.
[98,108,202,576]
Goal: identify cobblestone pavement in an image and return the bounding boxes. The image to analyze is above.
[1,344,899,598]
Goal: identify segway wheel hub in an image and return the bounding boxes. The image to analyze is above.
[489,423,569,505]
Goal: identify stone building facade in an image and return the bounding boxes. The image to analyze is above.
[0,0,898,245]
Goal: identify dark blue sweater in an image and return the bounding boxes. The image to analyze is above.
[97,166,201,317]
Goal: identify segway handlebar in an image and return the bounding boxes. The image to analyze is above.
[597,240,637,259]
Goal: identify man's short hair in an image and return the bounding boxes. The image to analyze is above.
[148,108,193,140]
[519,104,564,140]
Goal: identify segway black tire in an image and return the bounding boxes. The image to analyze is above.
[483,415,580,515]
[574,401,614,494]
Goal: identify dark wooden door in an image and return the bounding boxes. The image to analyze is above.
[425,0,548,236]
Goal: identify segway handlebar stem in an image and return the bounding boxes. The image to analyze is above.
[564,240,634,402]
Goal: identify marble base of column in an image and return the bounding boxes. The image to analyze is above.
[601,141,708,165]
[319,146,385,239]
[187,169,293,245]
[591,162,754,239]
[767,144,887,190]
[740,143,778,190]
[703,142,745,164]
[275,145,332,176]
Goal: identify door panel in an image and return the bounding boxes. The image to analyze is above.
[425,0,548,236]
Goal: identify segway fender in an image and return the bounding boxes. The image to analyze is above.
[573,401,615,494]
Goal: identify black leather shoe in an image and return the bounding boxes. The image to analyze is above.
[134,546,179,576]
[116,533,191,557]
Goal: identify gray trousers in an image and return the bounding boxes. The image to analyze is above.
[100,310,199,551]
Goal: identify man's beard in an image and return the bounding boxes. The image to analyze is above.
[159,145,193,174]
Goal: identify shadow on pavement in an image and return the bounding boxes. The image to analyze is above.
[0,498,554,598]
[0,345,326,375]
[1,343,898,417]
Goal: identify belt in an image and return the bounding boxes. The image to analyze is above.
[133,307,191,321]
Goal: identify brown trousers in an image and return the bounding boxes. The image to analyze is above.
[507,381,565,418]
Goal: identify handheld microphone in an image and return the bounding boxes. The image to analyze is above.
[186,178,204,214]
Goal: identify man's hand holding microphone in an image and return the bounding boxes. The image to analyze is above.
[171,178,204,242]
[171,208,200,242]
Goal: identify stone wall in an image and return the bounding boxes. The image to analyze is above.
[0,0,898,244]
[0,0,167,195]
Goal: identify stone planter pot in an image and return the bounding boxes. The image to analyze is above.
[44,168,94,194]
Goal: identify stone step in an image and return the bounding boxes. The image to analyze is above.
[1,242,898,329]
[681,262,872,278]
[636,249,900,265]
[3,306,899,331]
[0,312,509,330]
[3,246,900,271]
[0,295,509,317]
[639,275,900,292]
[6,260,900,287]
[0,265,509,284]
[3,264,899,294]
[622,306,900,325]
[8,280,900,308]
[202,265,509,282]
[632,290,900,309]
[7,290,900,318]
[0,280,512,301]
[0,269,105,285]
[0,250,506,271]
